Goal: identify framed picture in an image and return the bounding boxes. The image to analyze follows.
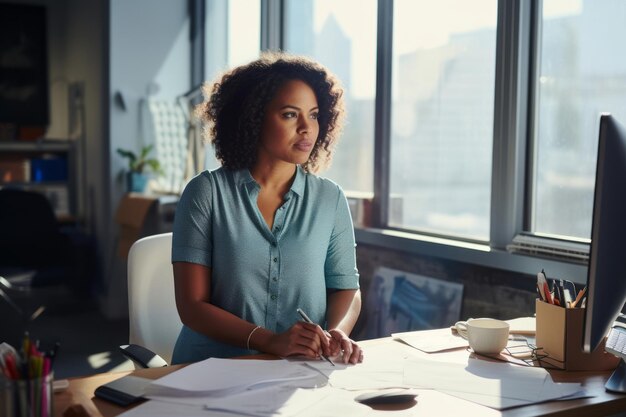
[0,3,49,125]
[356,266,464,340]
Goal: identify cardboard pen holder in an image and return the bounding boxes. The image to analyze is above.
[535,299,619,371]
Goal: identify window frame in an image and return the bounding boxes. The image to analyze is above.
[198,0,589,283]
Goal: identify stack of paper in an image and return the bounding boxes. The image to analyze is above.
[144,358,322,397]
[403,357,584,409]
[122,386,372,417]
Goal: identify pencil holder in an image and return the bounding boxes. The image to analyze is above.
[535,299,619,371]
[0,372,53,417]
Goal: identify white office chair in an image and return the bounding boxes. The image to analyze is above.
[121,232,182,368]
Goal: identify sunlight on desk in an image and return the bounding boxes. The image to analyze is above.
[55,333,626,417]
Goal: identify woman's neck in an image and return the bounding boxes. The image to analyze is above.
[250,162,297,192]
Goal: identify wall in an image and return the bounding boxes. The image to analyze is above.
[353,243,538,338]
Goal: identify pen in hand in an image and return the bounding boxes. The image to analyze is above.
[296,308,335,366]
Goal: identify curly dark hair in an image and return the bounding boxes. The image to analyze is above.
[198,51,345,173]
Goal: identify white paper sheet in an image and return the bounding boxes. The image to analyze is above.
[146,358,319,397]
[392,328,468,353]
[506,317,536,335]
[403,357,583,409]
[143,384,371,417]
[117,399,222,417]
[302,342,411,390]
[204,385,370,417]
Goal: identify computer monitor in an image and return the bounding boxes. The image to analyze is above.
[582,113,626,393]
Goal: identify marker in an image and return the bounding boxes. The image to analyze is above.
[296,308,335,366]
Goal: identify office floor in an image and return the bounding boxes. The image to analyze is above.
[25,296,134,379]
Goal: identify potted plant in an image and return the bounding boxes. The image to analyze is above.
[116,145,163,193]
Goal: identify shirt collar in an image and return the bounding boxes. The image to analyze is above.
[234,165,305,197]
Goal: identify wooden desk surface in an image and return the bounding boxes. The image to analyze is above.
[53,340,626,417]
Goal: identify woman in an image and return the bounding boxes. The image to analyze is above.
[171,52,362,365]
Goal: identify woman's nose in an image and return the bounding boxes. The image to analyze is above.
[297,116,310,134]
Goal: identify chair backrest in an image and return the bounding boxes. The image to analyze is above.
[127,232,182,365]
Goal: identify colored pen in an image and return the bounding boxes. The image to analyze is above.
[543,282,554,304]
[296,308,335,366]
[571,287,587,308]
[537,271,548,301]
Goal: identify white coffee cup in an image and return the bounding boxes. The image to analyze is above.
[454,318,510,354]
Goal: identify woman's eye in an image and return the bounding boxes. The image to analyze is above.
[282,112,297,119]
[310,112,319,120]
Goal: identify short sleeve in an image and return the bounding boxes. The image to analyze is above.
[171,173,213,267]
[324,185,360,289]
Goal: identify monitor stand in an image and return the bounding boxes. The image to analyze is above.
[605,359,626,393]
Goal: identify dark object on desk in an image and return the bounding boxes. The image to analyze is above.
[119,344,168,368]
[94,375,152,406]
[581,114,626,393]
[354,388,419,405]
[63,404,93,417]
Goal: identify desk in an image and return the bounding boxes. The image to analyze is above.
[53,338,626,417]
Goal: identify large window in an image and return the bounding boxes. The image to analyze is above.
[389,0,498,240]
[204,0,260,77]
[531,0,626,240]
[283,0,377,193]
[196,0,626,275]
[203,0,260,170]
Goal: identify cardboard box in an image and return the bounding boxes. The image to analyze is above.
[0,159,30,182]
[115,193,159,259]
[535,299,619,370]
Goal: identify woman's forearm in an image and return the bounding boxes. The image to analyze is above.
[179,301,263,349]
[174,262,263,350]
[326,289,362,334]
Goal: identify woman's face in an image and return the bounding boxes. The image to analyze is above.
[257,79,320,168]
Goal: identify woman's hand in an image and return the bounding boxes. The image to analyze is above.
[262,322,331,359]
[327,328,363,364]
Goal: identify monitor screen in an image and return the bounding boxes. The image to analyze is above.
[0,4,49,125]
[583,114,626,355]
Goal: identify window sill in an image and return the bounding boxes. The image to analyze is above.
[354,227,588,284]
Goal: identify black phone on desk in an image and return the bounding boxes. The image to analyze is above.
[94,375,152,406]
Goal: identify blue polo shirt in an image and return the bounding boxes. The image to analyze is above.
[170,165,359,363]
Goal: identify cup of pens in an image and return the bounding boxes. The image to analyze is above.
[0,339,55,417]
[1,372,53,417]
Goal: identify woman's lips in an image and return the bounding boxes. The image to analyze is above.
[294,141,313,152]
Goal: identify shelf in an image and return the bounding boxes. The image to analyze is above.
[0,140,74,152]
[0,139,77,220]
[1,181,68,187]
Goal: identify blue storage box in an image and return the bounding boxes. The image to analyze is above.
[31,158,68,182]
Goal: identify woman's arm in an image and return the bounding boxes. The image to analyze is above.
[326,289,363,364]
[173,262,329,358]
[326,289,361,333]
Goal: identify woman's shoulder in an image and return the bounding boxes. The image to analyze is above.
[184,167,229,186]
[179,167,223,196]
[303,171,344,198]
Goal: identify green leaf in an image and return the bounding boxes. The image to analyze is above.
[116,145,162,174]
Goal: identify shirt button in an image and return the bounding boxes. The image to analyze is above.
[272,277,277,282]
[275,226,281,231]
[273,257,278,262]
[271,295,277,300]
